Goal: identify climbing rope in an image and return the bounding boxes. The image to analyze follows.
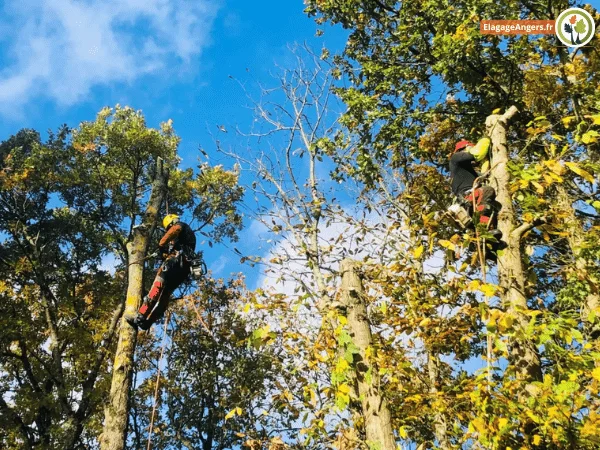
[146,311,171,450]
[470,176,494,386]
[187,297,214,338]
[143,294,213,448]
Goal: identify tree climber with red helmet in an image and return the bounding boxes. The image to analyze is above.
[126,214,197,331]
[449,137,502,240]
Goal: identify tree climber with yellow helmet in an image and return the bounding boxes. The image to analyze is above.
[449,137,502,241]
[126,214,197,330]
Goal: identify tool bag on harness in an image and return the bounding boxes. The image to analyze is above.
[447,201,472,228]
[189,251,207,279]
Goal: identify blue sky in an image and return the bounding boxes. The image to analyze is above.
[0,0,348,147]
[0,0,349,278]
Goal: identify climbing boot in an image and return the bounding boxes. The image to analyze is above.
[125,312,151,331]
[489,229,502,241]
[125,311,140,329]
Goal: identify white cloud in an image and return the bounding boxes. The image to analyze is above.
[0,0,220,116]
[209,254,229,275]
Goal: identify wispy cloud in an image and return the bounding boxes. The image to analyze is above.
[0,0,220,116]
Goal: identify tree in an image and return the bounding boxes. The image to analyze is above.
[63,107,243,450]
[100,157,169,450]
[223,45,401,448]
[0,127,126,449]
[338,259,395,450]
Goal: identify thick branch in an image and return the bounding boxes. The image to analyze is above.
[512,217,548,240]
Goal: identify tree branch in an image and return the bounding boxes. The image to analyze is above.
[512,217,548,240]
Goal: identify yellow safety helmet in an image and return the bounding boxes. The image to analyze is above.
[163,214,180,229]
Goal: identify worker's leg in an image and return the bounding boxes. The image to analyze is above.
[143,259,191,327]
[139,270,166,317]
[466,186,496,225]
[126,256,178,330]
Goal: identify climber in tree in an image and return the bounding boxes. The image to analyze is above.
[126,214,197,330]
[449,137,501,237]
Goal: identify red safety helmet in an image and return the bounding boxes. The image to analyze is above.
[455,139,475,152]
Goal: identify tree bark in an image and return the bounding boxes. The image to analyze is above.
[427,353,450,449]
[100,158,169,450]
[339,259,396,450]
[486,107,542,382]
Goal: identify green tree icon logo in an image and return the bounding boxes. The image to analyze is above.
[556,8,596,48]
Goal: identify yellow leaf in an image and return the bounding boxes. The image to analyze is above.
[498,417,508,429]
[492,108,502,114]
[561,116,577,126]
[531,180,544,194]
[336,359,350,372]
[419,317,432,328]
[337,383,351,394]
[471,417,487,433]
[543,159,565,175]
[225,409,236,420]
[489,309,503,323]
[582,131,599,144]
[468,280,481,291]
[439,239,455,251]
[413,245,424,258]
[565,162,595,183]
[243,303,251,314]
[399,426,408,439]
[498,314,514,332]
[592,367,600,382]
[589,114,600,125]
[479,283,497,297]
[236,407,243,416]
[533,435,542,445]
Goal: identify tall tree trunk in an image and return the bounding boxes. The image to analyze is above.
[486,107,542,382]
[100,158,169,450]
[339,259,396,450]
[556,185,600,339]
[427,353,450,449]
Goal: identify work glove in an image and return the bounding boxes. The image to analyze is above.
[468,137,491,162]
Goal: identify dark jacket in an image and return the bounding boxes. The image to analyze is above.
[449,151,478,196]
[159,222,196,257]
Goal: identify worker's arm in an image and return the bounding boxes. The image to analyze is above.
[158,223,183,256]
[450,151,476,165]
[468,137,491,162]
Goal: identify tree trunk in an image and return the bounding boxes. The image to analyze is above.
[100,158,169,450]
[486,107,542,382]
[427,353,450,449]
[339,259,396,450]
